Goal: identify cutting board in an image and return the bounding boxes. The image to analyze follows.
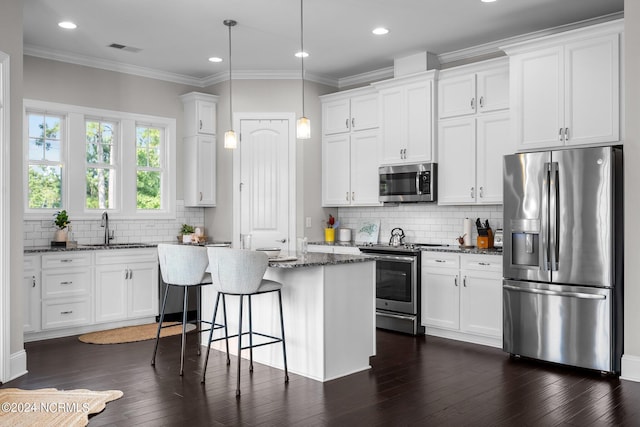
[355,220,380,244]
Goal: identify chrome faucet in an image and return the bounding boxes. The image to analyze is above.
[101,211,114,245]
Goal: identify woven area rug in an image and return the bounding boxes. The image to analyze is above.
[78,322,196,344]
[0,388,123,426]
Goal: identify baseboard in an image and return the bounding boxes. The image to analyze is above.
[8,349,27,382]
[621,354,640,382]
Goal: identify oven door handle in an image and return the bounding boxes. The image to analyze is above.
[365,254,416,263]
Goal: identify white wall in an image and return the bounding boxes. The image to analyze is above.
[623,1,640,380]
[203,79,336,243]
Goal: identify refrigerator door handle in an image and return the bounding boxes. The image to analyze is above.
[549,161,559,271]
[503,284,606,300]
[542,162,551,271]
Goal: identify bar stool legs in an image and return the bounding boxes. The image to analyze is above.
[236,295,244,397]
[278,290,289,383]
[151,284,170,367]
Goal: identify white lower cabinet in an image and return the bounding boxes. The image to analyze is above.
[23,255,41,333]
[24,248,159,341]
[95,249,159,323]
[421,252,502,347]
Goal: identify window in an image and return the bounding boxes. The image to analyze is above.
[26,111,65,209]
[136,125,163,210]
[86,119,117,209]
[24,100,176,219]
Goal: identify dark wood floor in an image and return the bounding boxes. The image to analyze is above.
[3,330,640,426]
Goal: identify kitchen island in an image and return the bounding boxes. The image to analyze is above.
[201,252,376,382]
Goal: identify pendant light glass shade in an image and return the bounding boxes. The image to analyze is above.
[297,0,311,139]
[224,19,237,149]
[296,116,310,139]
[224,130,237,149]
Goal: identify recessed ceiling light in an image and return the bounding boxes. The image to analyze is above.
[481,0,497,3]
[208,57,223,63]
[295,51,309,58]
[58,21,77,30]
[372,27,389,35]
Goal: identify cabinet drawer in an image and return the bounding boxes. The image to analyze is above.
[42,252,92,269]
[42,269,91,298]
[42,298,91,329]
[421,252,459,269]
[94,248,158,265]
[461,255,502,273]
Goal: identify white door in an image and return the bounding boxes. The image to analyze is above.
[239,119,291,251]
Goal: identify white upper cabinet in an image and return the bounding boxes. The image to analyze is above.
[437,58,511,205]
[503,20,622,151]
[438,59,509,119]
[373,71,437,165]
[180,92,219,207]
[321,87,382,207]
[180,92,217,136]
[322,88,378,135]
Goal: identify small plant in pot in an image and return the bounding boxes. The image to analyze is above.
[179,224,195,243]
[53,210,71,242]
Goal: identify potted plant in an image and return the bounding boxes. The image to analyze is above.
[180,224,195,243]
[53,210,71,242]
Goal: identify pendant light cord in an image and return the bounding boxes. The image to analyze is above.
[228,22,233,129]
[300,0,305,117]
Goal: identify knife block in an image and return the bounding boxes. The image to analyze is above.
[477,229,494,249]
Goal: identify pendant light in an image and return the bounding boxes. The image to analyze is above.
[224,19,238,149]
[296,0,311,139]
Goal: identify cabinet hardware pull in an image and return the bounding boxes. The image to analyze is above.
[199,191,203,201]
[479,186,484,198]
[60,281,72,285]
[125,270,129,280]
[199,119,203,130]
[352,192,355,201]
[276,239,287,243]
[470,187,474,198]
[32,276,36,288]
[564,127,569,141]
[479,96,484,108]
[559,128,563,141]
[352,118,355,128]
[129,269,133,279]
[435,259,445,263]
[463,276,467,287]
[60,259,73,263]
[471,98,475,109]
[60,310,73,315]
[479,262,490,266]
[345,118,349,129]
[346,192,350,201]
[454,276,458,286]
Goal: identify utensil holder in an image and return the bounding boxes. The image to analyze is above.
[324,228,335,243]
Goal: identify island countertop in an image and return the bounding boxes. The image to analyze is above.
[267,252,374,268]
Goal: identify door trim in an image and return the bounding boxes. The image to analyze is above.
[0,51,11,382]
[232,113,296,251]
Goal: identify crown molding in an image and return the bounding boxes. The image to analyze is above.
[337,66,394,89]
[437,11,623,65]
[200,70,338,88]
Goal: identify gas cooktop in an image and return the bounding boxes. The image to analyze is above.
[358,242,452,252]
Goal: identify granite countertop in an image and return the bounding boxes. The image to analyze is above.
[308,241,502,256]
[268,252,375,269]
[24,241,231,254]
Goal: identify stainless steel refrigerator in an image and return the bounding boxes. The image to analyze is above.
[502,146,623,373]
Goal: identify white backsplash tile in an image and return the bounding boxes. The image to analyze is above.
[23,201,205,247]
[337,204,503,245]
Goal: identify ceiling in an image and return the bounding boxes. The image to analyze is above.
[23,0,624,87]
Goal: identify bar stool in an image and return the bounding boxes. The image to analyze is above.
[202,247,289,397]
[152,244,225,376]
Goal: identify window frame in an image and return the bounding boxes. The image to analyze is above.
[23,99,176,221]
[135,123,166,211]
[84,117,119,211]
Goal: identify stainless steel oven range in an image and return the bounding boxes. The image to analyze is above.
[359,243,435,335]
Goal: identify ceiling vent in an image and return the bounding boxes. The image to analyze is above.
[107,43,142,53]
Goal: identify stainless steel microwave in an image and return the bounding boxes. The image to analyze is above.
[379,163,437,203]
